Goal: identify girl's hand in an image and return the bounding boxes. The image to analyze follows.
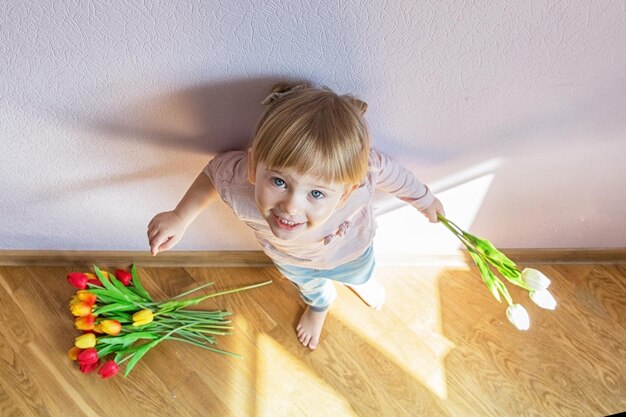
[420,197,445,223]
[147,211,188,256]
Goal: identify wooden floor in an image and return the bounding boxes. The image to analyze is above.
[0,263,624,417]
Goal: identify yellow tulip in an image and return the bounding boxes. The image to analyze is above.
[74,333,96,349]
[132,309,154,327]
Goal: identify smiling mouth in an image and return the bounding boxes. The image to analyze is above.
[271,212,304,231]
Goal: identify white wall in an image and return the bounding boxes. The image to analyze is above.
[1,0,625,251]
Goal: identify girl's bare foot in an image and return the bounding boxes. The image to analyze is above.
[296,306,329,350]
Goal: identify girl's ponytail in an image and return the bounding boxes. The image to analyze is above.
[261,83,309,105]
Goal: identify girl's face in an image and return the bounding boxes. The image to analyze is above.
[250,160,351,240]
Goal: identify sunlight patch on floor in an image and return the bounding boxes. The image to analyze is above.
[255,333,358,417]
[333,268,454,399]
[224,314,257,417]
[333,168,498,398]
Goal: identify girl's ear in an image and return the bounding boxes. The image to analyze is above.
[247,149,256,185]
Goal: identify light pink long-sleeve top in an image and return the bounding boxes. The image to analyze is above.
[203,149,434,269]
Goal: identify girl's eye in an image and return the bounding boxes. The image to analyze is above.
[272,177,286,187]
[310,190,325,199]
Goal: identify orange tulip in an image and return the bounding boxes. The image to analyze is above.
[100,320,121,336]
[74,333,96,349]
[70,301,92,317]
[68,346,82,361]
[85,273,97,280]
[76,290,97,305]
[93,323,103,333]
[75,315,96,331]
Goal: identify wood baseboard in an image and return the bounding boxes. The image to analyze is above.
[0,251,274,268]
[0,248,624,267]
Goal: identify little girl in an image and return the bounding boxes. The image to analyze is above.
[148,83,445,350]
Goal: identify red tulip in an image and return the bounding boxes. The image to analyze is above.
[80,362,99,373]
[75,315,96,331]
[98,360,120,379]
[77,348,99,366]
[115,269,132,286]
[100,319,122,336]
[67,272,88,290]
[87,278,103,287]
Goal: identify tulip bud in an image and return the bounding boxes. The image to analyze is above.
[80,362,99,373]
[132,309,154,327]
[100,319,122,336]
[77,290,97,305]
[87,278,103,287]
[75,315,96,331]
[529,289,557,310]
[70,301,93,317]
[115,269,132,286]
[85,273,97,280]
[67,272,88,290]
[77,348,99,365]
[68,346,82,361]
[75,333,96,349]
[93,323,103,333]
[521,268,551,291]
[98,360,120,379]
[506,304,530,330]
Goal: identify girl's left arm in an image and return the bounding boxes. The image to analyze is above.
[370,149,445,223]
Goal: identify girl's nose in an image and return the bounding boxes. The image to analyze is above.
[281,193,301,215]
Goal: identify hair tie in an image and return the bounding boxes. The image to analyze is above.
[261,83,307,105]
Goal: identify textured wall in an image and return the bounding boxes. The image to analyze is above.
[1,0,625,251]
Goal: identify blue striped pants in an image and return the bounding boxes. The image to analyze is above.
[274,246,376,312]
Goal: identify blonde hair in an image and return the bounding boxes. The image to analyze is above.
[250,83,370,186]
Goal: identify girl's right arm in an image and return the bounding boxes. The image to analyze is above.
[147,172,216,256]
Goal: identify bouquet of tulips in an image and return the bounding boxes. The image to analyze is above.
[67,265,271,378]
[438,214,556,330]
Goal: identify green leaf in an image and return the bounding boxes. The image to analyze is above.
[130,264,153,302]
[88,288,139,305]
[98,332,159,345]
[93,303,139,315]
[109,275,146,302]
[492,277,513,305]
[124,340,160,377]
[469,251,501,302]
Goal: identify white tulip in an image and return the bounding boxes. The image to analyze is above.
[521,268,551,290]
[506,304,530,330]
[530,289,557,310]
